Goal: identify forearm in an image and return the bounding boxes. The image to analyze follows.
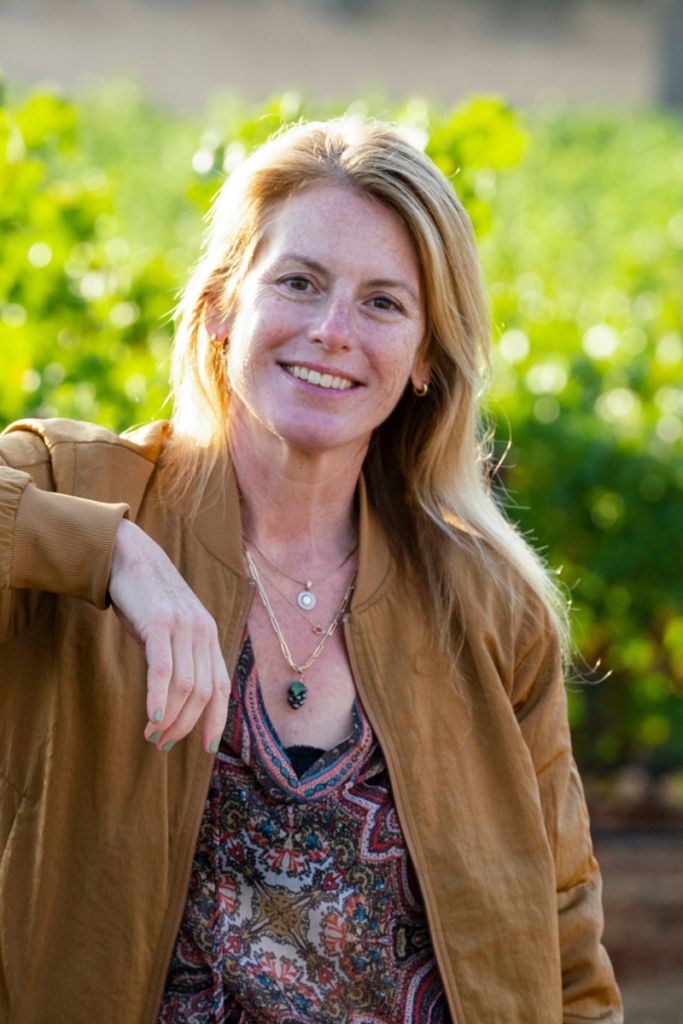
[9,479,128,606]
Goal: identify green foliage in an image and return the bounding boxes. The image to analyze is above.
[1,80,681,775]
[0,83,178,428]
[480,110,683,773]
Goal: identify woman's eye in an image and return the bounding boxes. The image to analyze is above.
[371,295,400,312]
[282,275,312,293]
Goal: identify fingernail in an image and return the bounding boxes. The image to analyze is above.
[162,741,175,753]
[152,708,163,723]
[209,738,220,754]
[148,731,161,744]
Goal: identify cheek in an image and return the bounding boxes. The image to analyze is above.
[379,366,408,402]
[225,348,245,393]
[373,337,421,400]
[225,310,267,383]
[225,328,262,399]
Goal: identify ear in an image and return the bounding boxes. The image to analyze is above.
[203,298,232,345]
[410,350,431,394]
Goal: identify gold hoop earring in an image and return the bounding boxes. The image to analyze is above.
[413,381,429,398]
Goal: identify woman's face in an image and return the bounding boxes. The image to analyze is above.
[218,182,428,459]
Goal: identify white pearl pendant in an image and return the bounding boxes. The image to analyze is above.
[297,590,317,611]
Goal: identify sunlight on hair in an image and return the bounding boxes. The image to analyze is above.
[165,117,571,662]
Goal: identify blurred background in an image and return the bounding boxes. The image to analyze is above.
[1,0,682,110]
[1,1,682,1019]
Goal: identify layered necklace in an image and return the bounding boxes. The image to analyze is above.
[244,547,356,710]
[246,537,357,612]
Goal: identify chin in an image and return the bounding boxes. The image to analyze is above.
[281,434,350,456]
[275,422,369,457]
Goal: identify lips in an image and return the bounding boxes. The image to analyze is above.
[282,364,358,391]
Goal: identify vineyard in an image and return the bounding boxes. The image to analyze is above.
[2,79,682,783]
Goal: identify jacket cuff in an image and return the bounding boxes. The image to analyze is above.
[10,482,129,609]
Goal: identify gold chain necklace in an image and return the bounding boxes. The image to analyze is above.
[244,547,356,709]
[245,538,358,612]
[250,563,327,635]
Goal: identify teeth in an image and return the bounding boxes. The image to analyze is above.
[286,365,354,390]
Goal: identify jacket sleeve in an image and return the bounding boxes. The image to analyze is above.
[0,428,129,641]
[511,599,623,1023]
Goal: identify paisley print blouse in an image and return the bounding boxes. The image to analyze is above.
[158,634,451,1024]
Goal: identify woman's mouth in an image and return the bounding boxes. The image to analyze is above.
[282,364,358,391]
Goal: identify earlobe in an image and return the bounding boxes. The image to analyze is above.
[209,331,229,348]
[204,302,231,347]
[410,359,431,397]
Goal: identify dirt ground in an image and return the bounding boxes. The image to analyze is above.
[594,829,683,1023]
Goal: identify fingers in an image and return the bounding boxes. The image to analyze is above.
[202,640,232,752]
[144,614,230,755]
[109,520,230,754]
[153,632,212,748]
[144,632,173,728]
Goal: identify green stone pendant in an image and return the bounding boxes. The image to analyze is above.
[287,680,308,710]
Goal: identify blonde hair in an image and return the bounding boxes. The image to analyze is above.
[168,117,570,659]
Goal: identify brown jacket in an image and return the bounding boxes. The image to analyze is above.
[0,418,622,1024]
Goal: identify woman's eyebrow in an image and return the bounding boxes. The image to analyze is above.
[365,277,420,305]
[274,252,420,304]
[274,253,328,275]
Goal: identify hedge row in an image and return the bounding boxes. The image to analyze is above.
[1,80,682,776]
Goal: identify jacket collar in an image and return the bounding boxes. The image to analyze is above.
[352,474,394,610]
[192,452,393,610]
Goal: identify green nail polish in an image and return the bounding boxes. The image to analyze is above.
[162,741,175,753]
[153,708,163,722]
[209,739,220,754]
[148,731,161,744]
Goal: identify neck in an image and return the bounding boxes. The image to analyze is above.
[228,406,364,564]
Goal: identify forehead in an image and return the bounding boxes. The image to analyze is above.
[256,183,421,281]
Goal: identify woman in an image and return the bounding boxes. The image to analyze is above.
[0,119,622,1023]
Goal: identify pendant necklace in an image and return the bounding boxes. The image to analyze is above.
[244,547,355,709]
[245,538,357,612]
[251,566,327,635]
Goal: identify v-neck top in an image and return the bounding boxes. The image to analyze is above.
[158,632,451,1023]
[285,745,327,777]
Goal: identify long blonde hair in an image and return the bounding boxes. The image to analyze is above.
[167,117,570,659]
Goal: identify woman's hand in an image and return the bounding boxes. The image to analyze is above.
[109,518,230,753]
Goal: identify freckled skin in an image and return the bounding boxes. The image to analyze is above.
[222,183,428,461]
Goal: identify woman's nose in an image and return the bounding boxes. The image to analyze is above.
[309,296,354,351]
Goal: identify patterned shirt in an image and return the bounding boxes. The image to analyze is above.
[158,634,451,1023]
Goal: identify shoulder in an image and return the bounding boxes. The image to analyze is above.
[1,417,171,504]
[446,529,557,667]
[2,416,169,459]
[448,529,530,613]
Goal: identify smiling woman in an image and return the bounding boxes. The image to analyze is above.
[0,119,622,1023]
[221,184,427,465]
